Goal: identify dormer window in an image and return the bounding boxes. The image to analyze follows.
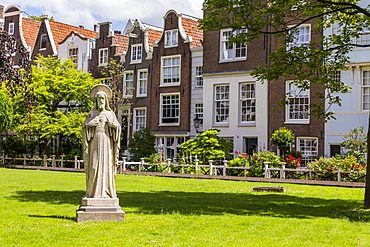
[131,44,142,63]
[8,23,14,35]
[165,29,178,48]
[40,34,47,50]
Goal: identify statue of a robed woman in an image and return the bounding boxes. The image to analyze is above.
[82,84,121,198]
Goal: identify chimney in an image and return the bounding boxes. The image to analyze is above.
[79,25,84,29]
[114,30,121,34]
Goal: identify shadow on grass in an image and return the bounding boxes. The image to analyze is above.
[8,190,369,222]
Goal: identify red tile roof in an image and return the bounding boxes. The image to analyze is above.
[48,20,97,50]
[147,28,163,48]
[112,33,128,54]
[22,17,40,51]
[181,15,203,48]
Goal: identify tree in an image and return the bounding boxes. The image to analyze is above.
[341,126,367,163]
[11,55,98,155]
[200,0,370,209]
[200,0,369,120]
[270,127,295,156]
[0,88,14,133]
[179,129,232,165]
[128,127,156,161]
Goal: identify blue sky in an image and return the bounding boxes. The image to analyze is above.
[2,0,204,31]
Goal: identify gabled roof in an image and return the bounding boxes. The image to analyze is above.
[181,15,203,48]
[22,17,40,51]
[113,32,129,54]
[48,20,97,50]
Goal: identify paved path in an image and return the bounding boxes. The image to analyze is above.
[2,165,365,188]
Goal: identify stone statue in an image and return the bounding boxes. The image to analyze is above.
[77,84,125,222]
[82,84,121,198]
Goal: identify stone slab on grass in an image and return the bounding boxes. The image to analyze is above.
[253,186,286,193]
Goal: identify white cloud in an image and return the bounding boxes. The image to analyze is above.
[2,0,204,30]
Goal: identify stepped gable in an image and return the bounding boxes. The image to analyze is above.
[22,17,40,50]
[112,32,128,55]
[48,20,97,50]
[181,14,203,48]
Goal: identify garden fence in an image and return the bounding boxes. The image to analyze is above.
[1,155,366,182]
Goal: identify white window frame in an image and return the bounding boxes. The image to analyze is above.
[123,71,134,98]
[362,70,370,111]
[287,24,311,49]
[240,82,256,124]
[356,28,370,47]
[68,47,79,67]
[40,34,47,50]
[286,81,310,124]
[297,137,318,166]
[220,28,247,62]
[133,107,146,131]
[131,44,142,63]
[195,66,203,88]
[155,136,187,161]
[214,84,230,125]
[161,55,181,86]
[8,22,14,35]
[98,48,108,66]
[165,29,178,48]
[329,70,341,82]
[194,103,203,124]
[137,69,148,97]
[160,93,180,126]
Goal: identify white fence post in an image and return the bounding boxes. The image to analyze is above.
[122,157,127,172]
[223,160,228,176]
[281,163,286,179]
[264,163,269,178]
[23,154,27,166]
[43,155,47,167]
[195,159,199,174]
[337,170,341,182]
[140,158,145,172]
[209,160,214,175]
[167,159,172,173]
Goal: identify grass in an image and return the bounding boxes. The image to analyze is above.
[1,168,370,246]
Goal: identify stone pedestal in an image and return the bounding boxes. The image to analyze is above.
[76,198,125,223]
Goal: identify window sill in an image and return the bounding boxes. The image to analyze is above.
[136,95,147,98]
[284,120,310,125]
[165,45,178,48]
[98,64,108,67]
[159,123,180,127]
[219,57,246,63]
[130,60,142,64]
[212,123,229,128]
[160,83,180,87]
[238,122,256,127]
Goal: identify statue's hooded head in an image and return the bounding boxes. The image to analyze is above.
[90,84,112,111]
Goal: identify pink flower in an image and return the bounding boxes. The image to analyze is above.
[234,151,240,154]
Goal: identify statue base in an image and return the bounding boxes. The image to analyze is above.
[76,198,125,223]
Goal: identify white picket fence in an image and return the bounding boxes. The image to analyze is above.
[2,155,366,182]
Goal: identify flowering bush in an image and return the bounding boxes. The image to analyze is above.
[227,151,280,177]
[284,155,301,168]
[307,155,366,181]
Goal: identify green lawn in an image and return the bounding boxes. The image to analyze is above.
[1,168,370,246]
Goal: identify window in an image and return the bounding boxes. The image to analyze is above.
[131,44,142,63]
[194,103,203,124]
[288,25,310,49]
[240,83,256,123]
[137,70,148,97]
[297,137,318,166]
[220,28,246,61]
[330,144,341,157]
[40,34,47,50]
[286,81,309,123]
[329,70,341,82]
[8,23,14,35]
[161,56,180,85]
[98,48,108,66]
[155,136,187,161]
[134,108,146,131]
[215,85,230,124]
[195,66,203,88]
[357,29,370,46]
[165,29,178,48]
[68,47,78,67]
[363,70,370,110]
[123,71,134,97]
[161,93,180,124]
